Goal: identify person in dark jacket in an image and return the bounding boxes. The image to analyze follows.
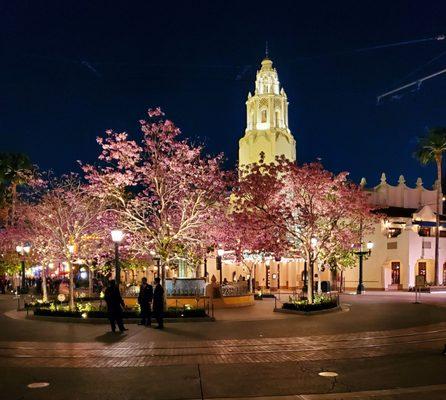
[138,277,153,326]
[104,280,127,333]
[153,277,164,329]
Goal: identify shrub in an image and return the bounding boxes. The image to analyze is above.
[282,294,338,312]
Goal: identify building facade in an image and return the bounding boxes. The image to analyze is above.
[205,56,445,292]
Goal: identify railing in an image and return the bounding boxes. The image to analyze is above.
[122,285,139,297]
[220,281,250,297]
[166,278,206,297]
[169,296,214,319]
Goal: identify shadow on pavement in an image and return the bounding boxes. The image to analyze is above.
[161,325,208,340]
[94,332,129,343]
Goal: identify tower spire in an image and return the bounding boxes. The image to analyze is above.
[265,41,269,59]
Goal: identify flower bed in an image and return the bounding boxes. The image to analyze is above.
[29,298,210,320]
[25,297,99,310]
[280,294,339,313]
[33,307,208,319]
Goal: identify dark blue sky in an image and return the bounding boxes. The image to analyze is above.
[2,1,446,188]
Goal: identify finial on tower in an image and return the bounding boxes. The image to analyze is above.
[265,41,269,59]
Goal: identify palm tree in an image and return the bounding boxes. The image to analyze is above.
[415,127,446,285]
[0,153,33,226]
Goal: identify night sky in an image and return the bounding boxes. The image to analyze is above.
[2,1,446,188]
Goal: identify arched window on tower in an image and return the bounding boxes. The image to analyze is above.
[275,110,281,127]
[261,109,267,123]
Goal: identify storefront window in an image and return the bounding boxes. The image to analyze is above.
[418,227,431,237]
[387,227,402,238]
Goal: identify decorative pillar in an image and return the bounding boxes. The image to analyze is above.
[288,261,297,290]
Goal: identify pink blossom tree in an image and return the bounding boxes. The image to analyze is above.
[22,175,110,309]
[0,224,33,291]
[232,156,375,303]
[83,108,232,287]
[212,210,283,292]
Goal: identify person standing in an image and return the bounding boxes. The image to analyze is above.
[104,280,127,333]
[138,277,153,326]
[153,277,164,329]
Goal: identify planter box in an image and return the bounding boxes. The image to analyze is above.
[212,294,254,308]
[274,305,342,315]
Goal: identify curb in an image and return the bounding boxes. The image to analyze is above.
[27,314,215,324]
[273,305,343,316]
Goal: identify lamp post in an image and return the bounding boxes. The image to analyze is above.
[16,244,31,294]
[150,250,161,279]
[216,249,224,285]
[355,241,374,294]
[111,230,124,286]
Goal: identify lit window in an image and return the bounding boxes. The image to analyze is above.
[387,227,402,238]
[418,227,430,237]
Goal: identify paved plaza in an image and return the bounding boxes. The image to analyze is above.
[1,292,446,399]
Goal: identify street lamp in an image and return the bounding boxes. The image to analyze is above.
[111,230,124,286]
[216,249,224,285]
[67,244,75,255]
[16,244,31,293]
[354,241,374,294]
[66,243,76,309]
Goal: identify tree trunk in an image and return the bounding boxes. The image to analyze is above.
[161,262,166,290]
[69,260,75,311]
[41,266,48,302]
[161,262,167,309]
[307,257,314,304]
[9,182,17,227]
[435,155,442,285]
[88,265,93,298]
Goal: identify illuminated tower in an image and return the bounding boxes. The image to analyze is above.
[238,56,296,169]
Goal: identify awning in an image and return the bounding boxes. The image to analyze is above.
[412,220,446,228]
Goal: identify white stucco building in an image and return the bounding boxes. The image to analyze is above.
[204,56,445,292]
[343,174,445,291]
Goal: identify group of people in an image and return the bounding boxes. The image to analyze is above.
[0,276,42,294]
[104,277,164,333]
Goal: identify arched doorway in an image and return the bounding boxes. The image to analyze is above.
[418,262,427,277]
[391,262,400,285]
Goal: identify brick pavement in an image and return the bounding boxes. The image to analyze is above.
[1,322,445,368]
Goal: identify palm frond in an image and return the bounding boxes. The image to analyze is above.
[414,127,446,165]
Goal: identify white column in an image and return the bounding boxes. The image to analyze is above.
[279,262,287,288]
[288,261,297,289]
